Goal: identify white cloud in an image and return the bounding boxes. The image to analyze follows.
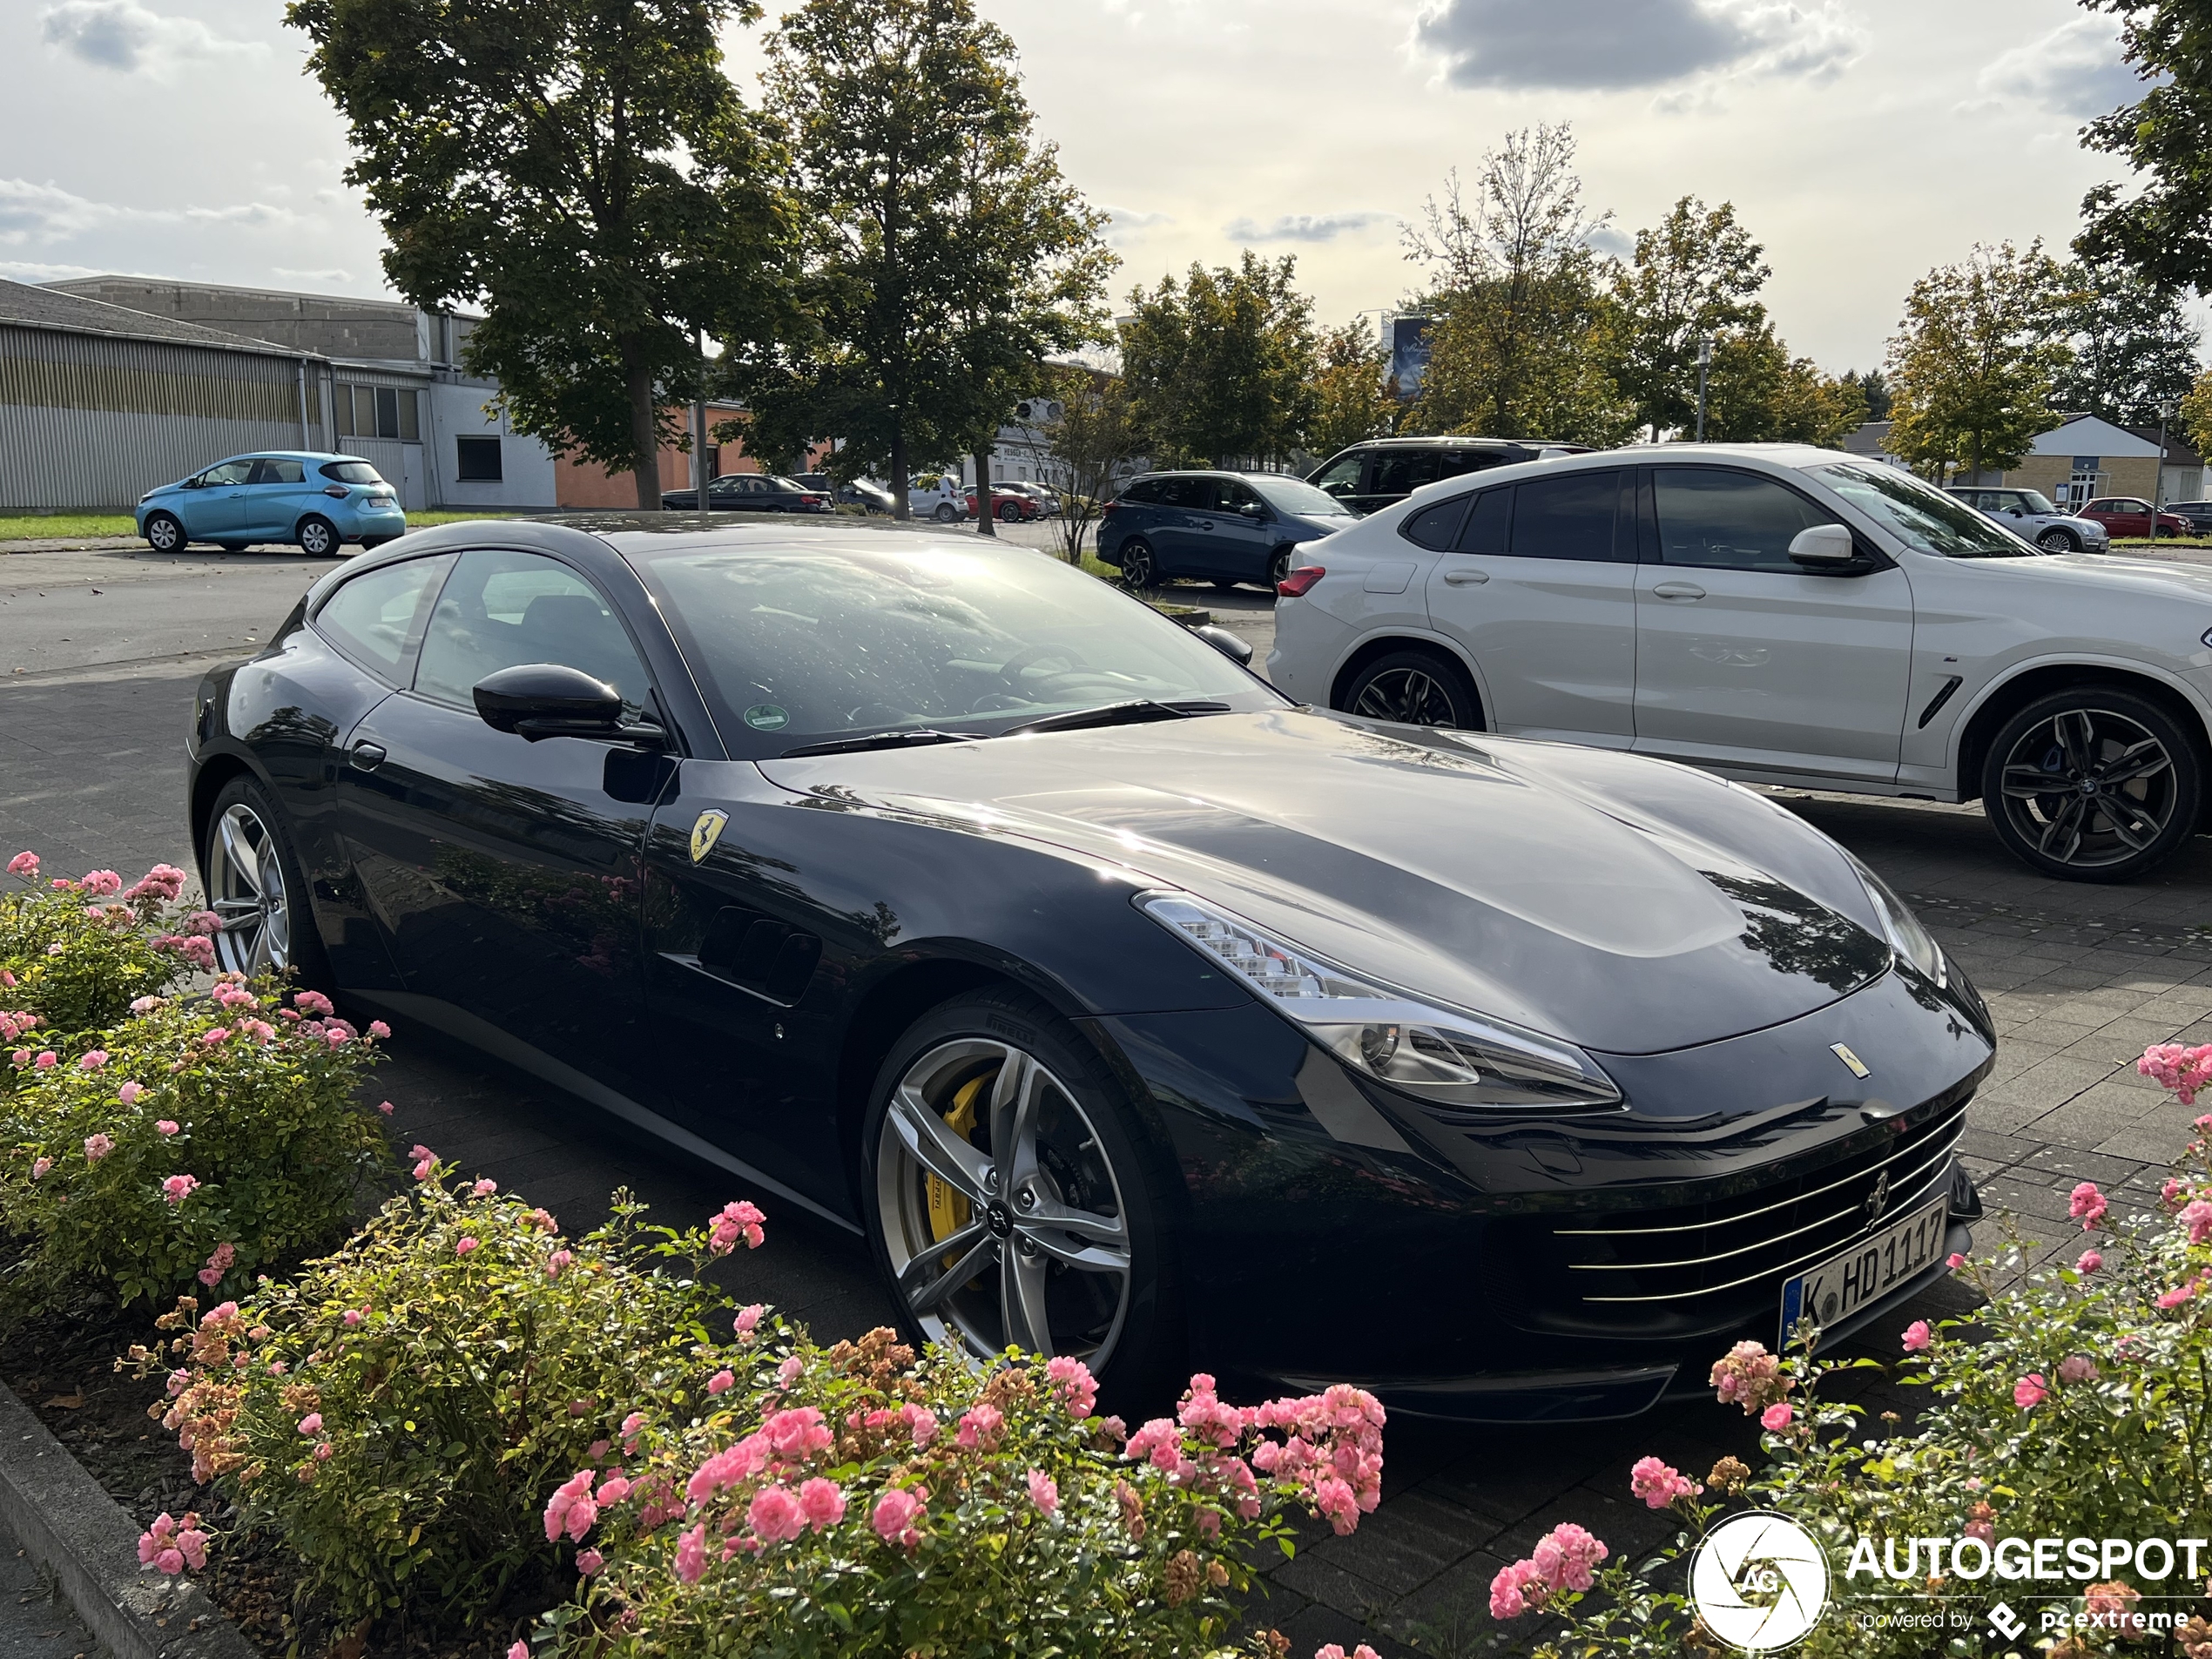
[1099,205,1173,248]
[1973,16,2145,118]
[272,266,354,286]
[1222,211,1401,244]
[0,259,103,283]
[0,176,302,246]
[39,0,264,75]
[1414,0,1858,91]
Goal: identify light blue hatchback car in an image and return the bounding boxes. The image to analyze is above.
[137,451,407,557]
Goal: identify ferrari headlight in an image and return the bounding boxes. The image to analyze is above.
[1136,892,1622,1112]
[1849,856,1944,987]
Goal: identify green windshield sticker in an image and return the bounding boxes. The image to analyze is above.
[744,705,790,732]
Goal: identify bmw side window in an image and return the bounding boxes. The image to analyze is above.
[1653,469,1826,572]
[1507,469,1623,561]
[413,550,655,719]
[1401,494,1471,550]
[313,555,455,684]
[1455,488,1512,555]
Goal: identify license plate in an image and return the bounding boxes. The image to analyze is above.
[1779,1193,1946,1350]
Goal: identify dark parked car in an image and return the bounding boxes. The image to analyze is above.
[1098,470,1352,590]
[2076,496,2194,539]
[2161,500,2212,535]
[187,517,1986,1418]
[663,474,831,514]
[793,474,897,514]
[1307,435,1590,516]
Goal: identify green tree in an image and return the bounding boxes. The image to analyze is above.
[1304,320,1399,460]
[741,0,1108,520]
[2047,259,2202,425]
[1042,364,1136,562]
[285,0,795,509]
[1840,368,1891,422]
[1607,196,1770,440]
[2182,366,2212,462]
[1404,124,1634,446]
[1885,241,2071,480]
[1119,251,1318,467]
[2076,0,2212,296]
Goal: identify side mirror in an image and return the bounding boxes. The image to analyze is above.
[1238,501,1265,518]
[475,663,663,745]
[182,476,203,489]
[1193,624,1253,666]
[1787,523,1857,567]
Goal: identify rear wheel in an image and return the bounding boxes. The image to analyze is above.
[202,775,332,988]
[2037,528,2080,553]
[1268,547,1295,586]
[1981,687,2202,882]
[934,502,958,523]
[145,512,185,553]
[1118,537,1157,590]
[864,989,1182,1402]
[1338,647,1480,728]
[997,500,1020,523]
[295,516,341,557]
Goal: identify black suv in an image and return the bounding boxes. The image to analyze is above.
[1306,435,1589,515]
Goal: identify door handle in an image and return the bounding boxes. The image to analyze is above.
[348,741,387,772]
[1197,520,1214,530]
[1442,568,1489,585]
[1652,581,1707,600]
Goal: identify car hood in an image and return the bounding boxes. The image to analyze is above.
[756,709,1894,1055]
[1994,550,2212,600]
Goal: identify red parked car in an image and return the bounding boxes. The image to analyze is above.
[964,485,1042,523]
[2077,496,2195,538]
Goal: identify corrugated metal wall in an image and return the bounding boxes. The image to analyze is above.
[0,325,320,510]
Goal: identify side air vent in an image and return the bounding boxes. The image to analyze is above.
[698,907,822,1003]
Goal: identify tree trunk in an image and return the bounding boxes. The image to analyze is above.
[623,343,661,510]
[890,420,909,521]
[974,445,995,536]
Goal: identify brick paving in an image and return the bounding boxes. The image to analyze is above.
[5,553,2211,1656]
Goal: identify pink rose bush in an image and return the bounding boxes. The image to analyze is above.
[1492,1041,2212,1656]
[1,853,201,1035]
[2,977,388,1311]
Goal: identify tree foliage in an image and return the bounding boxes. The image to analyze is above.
[1401,124,1634,447]
[1606,196,1770,440]
[1303,320,1399,461]
[1042,364,1136,563]
[2182,366,2212,462]
[1118,252,1318,467]
[2047,259,2202,426]
[284,0,795,509]
[1840,368,1891,422]
[2076,0,2212,297]
[742,0,1110,516]
[1885,241,2071,478]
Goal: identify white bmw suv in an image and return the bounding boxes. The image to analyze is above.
[1267,443,2212,882]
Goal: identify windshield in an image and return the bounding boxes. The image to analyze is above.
[1251,475,1353,517]
[2018,489,2058,515]
[1805,462,2041,558]
[629,538,1283,758]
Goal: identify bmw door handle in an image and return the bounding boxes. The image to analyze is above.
[1652,581,1707,601]
[1442,569,1489,585]
[348,741,387,772]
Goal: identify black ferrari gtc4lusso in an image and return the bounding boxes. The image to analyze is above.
[186,517,1990,1420]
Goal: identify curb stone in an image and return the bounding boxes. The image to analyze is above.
[0,1378,257,1659]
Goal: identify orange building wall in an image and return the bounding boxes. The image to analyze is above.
[553,404,756,509]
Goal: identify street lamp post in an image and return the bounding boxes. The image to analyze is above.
[1696,334,1714,442]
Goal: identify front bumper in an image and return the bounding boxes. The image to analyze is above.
[1096,961,1993,1422]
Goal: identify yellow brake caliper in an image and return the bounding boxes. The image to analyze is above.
[926,1074,986,1253]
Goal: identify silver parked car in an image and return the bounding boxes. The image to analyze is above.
[1944,486,2109,553]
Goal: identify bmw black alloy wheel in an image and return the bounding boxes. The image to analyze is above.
[206,801,293,974]
[1993,704,2185,873]
[873,1035,1132,1367]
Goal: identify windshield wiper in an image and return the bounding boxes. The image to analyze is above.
[1001,699,1232,737]
[779,729,982,759]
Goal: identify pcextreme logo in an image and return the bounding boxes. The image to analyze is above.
[1690,1512,1830,1652]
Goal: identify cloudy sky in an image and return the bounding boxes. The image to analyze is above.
[2,0,2175,372]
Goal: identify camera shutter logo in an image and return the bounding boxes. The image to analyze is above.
[1689,1512,1829,1652]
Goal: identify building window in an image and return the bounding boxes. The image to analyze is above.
[334,381,420,442]
[455,435,503,482]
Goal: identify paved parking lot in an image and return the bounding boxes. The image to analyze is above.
[4,532,2210,1656]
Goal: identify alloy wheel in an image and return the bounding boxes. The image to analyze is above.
[2037,529,2076,552]
[206,802,292,974]
[874,1036,1131,1367]
[1120,540,1156,590]
[146,514,182,553]
[1994,707,2177,871]
[298,517,338,557]
[1352,664,1460,725]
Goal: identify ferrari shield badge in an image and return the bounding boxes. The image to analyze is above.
[690,809,728,864]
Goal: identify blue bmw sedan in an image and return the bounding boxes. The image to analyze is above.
[138,452,407,557]
[1096,470,1352,590]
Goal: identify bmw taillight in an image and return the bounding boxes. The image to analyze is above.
[1277,565,1325,598]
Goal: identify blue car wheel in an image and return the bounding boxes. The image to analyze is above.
[296,515,341,557]
[144,511,185,553]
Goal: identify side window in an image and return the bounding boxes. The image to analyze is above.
[1309,454,1365,501]
[1456,488,1512,555]
[1159,478,1211,509]
[1118,480,1157,505]
[314,555,455,683]
[1437,453,1494,479]
[201,460,253,486]
[414,550,653,718]
[1508,469,1623,562]
[1402,495,1471,550]
[251,458,305,485]
[1370,451,1441,498]
[1215,480,1259,513]
[1653,469,1829,572]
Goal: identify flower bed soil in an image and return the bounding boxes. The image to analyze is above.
[0,1274,563,1659]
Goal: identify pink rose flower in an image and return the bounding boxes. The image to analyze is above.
[956,1403,1005,1451]
[544,1249,573,1278]
[1628,1456,1699,1509]
[734,1304,765,1339]
[368,1021,391,1039]
[455,1237,479,1255]
[162,1174,199,1204]
[543,1470,598,1543]
[471,1178,497,1197]
[78,1049,107,1071]
[2057,1354,2098,1386]
[7,852,39,879]
[777,1355,802,1386]
[2077,1249,2103,1274]
[748,1484,806,1545]
[84,1133,113,1161]
[2013,1373,2047,1409]
[377,1100,395,1115]
[707,1198,767,1254]
[30,1157,51,1179]
[1530,1521,1608,1593]
[35,1050,57,1069]
[797,1477,846,1530]
[706,1369,736,1396]
[1490,1557,1546,1619]
[2182,1200,2212,1246]
[871,1487,927,1548]
[1946,1251,1966,1271]
[1901,1320,1932,1352]
[1761,1403,1794,1432]
[1026,1468,1059,1515]
[575,1548,603,1576]
[119,1082,145,1104]
[1045,1354,1098,1418]
[2069,1181,2107,1228]
[674,1521,708,1582]
[509,1643,529,1659]
[298,1413,323,1436]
